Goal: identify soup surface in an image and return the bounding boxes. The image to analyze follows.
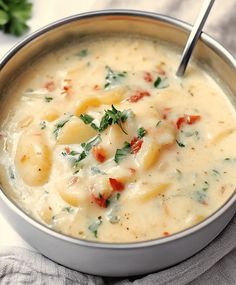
[0,36,235,242]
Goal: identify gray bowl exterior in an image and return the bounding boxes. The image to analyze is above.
[0,11,236,277]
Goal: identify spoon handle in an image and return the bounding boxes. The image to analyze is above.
[176,0,215,77]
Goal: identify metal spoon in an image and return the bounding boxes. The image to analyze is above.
[176,0,215,77]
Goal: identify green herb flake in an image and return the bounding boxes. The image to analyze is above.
[154,76,162,88]
[79,114,94,124]
[176,169,182,177]
[156,120,162,127]
[192,190,207,204]
[99,105,129,134]
[88,217,102,238]
[72,135,101,167]
[104,66,127,89]
[40,121,46,130]
[137,127,146,139]
[44,96,53,103]
[53,116,72,138]
[176,139,185,148]
[212,169,220,176]
[116,193,121,200]
[114,141,131,163]
[154,76,169,89]
[76,49,88,57]
[8,166,15,179]
[91,166,107,175]
[62,206,74,213]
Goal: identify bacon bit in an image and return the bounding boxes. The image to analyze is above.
[61,80,72,96]
[92,146,106,163]
[163,231,170,237]
[128,90,151,103]
[176,115,201,129]
[93,84,100,90]
[91,194,108,208]
[109,178,125,192]
[130,137,143,154]
[162,107,172,120]
[65,146,71,155]
[129,168,136,175]
[144,72,153,82]
[68,176,79,186]
[44,81,56,92]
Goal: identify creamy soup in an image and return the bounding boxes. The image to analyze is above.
[0,35,235,242]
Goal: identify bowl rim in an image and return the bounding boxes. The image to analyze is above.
[0,9,235,250]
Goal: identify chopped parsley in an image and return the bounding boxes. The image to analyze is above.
[88,217,102,238]
[73,135,101,167]
[176,139,185,147]
[62,206,74,213]
[79,114,94,124]
[192,190,207,204]
[53,116,72,138]
[114,141,131,163]
[80,105,131,134]
[76,49,88,57]
[156,120,162,127]
[137,127,146,139]
[91,166,107,175]
[104,66,127,89]
[154,76,169,89]
[44,96,53,103]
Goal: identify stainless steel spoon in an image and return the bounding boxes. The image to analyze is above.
[176,0,215,77]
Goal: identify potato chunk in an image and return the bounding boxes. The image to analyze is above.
[56,118,97,145]
[135,137,161,170]
[41,109,60,122]
[98,87,127,105]
[57,177,89,207]
[75,97,101,116]
[137,183,169,202]
[15,131,52,186]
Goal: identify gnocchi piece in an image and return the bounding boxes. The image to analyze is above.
[41,109,60,122]
[155,122,176,145]
[15,131,52,186]
[135,137,161,170]
[89,176,113,199]
[137,183,169,202]
[57,178,89,207]
[74,96,101,116]
[98,87,127,105]
[106,165,137,183]
[102,124,131,157]
[56,118,97,144]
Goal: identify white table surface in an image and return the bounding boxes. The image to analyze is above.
[0,0,235,250]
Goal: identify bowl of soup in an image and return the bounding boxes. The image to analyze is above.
[0,10,235,276]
